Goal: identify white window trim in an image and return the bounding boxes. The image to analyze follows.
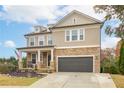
[47,35,53,45]
[65,28,85,42]
[38,35,45,46]
[29,36,35,47]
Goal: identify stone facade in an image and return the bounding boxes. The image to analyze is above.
[54,47,100,73]
[25,47,100,73]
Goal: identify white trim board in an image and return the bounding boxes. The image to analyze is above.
[55,45,100,49]
[56,55,95,72]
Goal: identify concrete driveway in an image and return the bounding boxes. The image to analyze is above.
[31,72,116,88]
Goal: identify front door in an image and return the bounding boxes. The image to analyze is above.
[32,54,36,64]
[48,54,51,66]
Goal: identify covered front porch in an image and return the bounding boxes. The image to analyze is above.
[17,46,55,72]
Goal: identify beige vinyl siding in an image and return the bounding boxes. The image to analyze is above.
[55,13,96,27]
[52,24,100,47]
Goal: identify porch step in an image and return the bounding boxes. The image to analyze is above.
[37,67,55,73]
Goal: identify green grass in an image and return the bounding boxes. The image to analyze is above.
[0,75,40,86]
[111,74,124,88]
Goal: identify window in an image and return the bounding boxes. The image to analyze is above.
[39,36,45,46]
[65,31,70,41]
[30,37,35,46]
[47,35,52,45]
[80,29,84,40]
[65,28,85,42]
[72,18,76,24]
[72,30,78,40]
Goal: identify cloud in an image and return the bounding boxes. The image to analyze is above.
[101,37,121,49]
[61,5,105,20]
[0,5,104,25]
[4,40,16,48]
[48,5,105,24]
[0,6,65,24]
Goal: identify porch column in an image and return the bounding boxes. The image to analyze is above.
[18,50,22,69]
[37,50,40,69]
[38,50,40,63]
[51,49,54,62]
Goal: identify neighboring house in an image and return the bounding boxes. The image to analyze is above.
[17,10,101,73]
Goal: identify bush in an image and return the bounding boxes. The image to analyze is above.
[101,62,120,74]
[110,65,119,74]
[102,67,109,73]
[0,64,17,74]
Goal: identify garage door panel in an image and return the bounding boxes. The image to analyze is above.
[58,57,93,72]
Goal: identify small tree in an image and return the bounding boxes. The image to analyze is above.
[22,57,27,68]
[94,5,124,74]
[119,39,124,74]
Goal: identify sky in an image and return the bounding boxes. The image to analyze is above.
[0,5,121,58]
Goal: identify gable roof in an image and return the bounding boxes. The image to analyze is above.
[53,10,102,27]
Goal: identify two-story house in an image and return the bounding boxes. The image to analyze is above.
[17,10,101,73]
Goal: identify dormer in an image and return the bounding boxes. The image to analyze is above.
[34,26,46,32]
[34,26,41,32]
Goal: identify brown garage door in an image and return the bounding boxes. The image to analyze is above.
[58,57,93,72]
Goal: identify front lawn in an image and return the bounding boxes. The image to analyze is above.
[0,75,39,86]
[111,74,124,88]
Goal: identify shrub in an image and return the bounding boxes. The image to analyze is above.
[0,63,17,74]
[101,61,120,74]
[109,65,119,74]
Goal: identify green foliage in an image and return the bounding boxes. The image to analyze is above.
[110,65,119,74]
[101,62,119,74]
[119,40,124,74]
[0,63,17,74]
[94,6,124,74]
[0,57,18,73]
[101,56,119,74]
[22,57,27,68]
[94,5,124,38]
[9,57,18,66]
[0,56,18,65]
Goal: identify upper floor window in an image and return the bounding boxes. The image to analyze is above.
[72,30,78,40]
[29,37,35,46]
[65,28,85,42]
[47,35,52,45]
[39,36,45,46]
[65,31,70,41]
[79,29,84,40]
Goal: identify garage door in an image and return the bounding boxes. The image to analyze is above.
[58,57,93,72]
